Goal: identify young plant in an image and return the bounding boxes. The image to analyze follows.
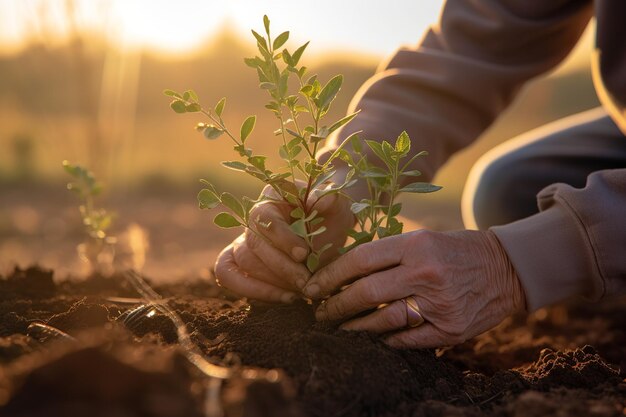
[336,132,441,253]
[63,160,116,273]
[165,16,440,271]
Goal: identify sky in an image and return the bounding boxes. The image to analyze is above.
[0,0,445,56]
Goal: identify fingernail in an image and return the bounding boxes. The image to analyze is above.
[295,278,306,289]
[280,292,297,304]
[291,246,308,262]
[303,284,320,298]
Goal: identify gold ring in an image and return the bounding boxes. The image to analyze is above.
[402,296,425,328]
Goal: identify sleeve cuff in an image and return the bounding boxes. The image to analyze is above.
[490,204,603,312]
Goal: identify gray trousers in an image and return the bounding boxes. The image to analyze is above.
[462,108,626,230]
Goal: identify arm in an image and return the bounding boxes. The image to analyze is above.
[320,0,593,181]
[492,169,626,310]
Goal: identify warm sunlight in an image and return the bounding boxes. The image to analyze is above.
[0,0,445,55]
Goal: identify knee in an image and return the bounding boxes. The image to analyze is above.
[462,148,538,230]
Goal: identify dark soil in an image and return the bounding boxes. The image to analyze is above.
[0,266,624,417]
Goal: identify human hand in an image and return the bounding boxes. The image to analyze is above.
[213,184,355,303]
[302,229,526,348]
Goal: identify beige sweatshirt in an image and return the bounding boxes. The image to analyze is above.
[321,0,626,311]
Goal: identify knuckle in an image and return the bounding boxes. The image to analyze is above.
[245,230,263,251]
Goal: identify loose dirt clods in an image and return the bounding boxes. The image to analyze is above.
[0,266,624,417]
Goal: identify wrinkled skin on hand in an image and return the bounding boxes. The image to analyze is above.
[213,184,355,303]
[302,229,527,349]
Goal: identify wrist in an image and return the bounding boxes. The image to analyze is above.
[484,230,527,314]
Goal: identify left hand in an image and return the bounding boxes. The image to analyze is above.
[302,229,526,349]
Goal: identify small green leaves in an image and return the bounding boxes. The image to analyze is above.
[351,202,369,214]
[399,182,442,193]
[220,192,245,218]
[263,15,271,36]
[221,161,247,171]
[291,41,309,66]
[62,160,113,241]
[316,75,343,110]
[170,100,187,113]
[163,89,182,99]
[165,16,440,270]
[395,131,410,154]
[203,125,224,140]
[214,212,241,228]
[306,253,319,272]
[215,97,226,117]
[273,31,289,50]
[240,115,256,142]
[198,189,220,209]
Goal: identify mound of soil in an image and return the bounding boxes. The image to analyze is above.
[0,266,624,417]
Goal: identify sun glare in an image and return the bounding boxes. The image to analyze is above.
[0,0,444,56]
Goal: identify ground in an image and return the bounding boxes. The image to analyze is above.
[0,266,624,417]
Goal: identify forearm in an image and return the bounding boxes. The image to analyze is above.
[320,0,592,181]
[492,168,626,311]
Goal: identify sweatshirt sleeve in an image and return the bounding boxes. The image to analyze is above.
[319,0,593,181]
[491,169,626,311]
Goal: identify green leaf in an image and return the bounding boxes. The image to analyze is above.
[203,125,224,140]
[350,134,363,154]
[220,192,245,218]
[328,111,360,134]
[291,41,309,66]
[308,225,327,237]
[395,131,410,154]
[184,89,199,102]
[240,115,256,142]
[263,15,270,36]
[170,100,186,113]
[399,182,442,193]
[382,203,402,217]
[401,170,422,177]
[244,57,262,68]
[351,202,369,214]
[306,253,319,272]
[382,141,395,162]
[282,49,294,66]
[300,85,314,96]
[316,75,343,110]
[163,89,182,99]
[290,207,305,219]
[197,189,220,209]
[251,29,268,51]
[248,155,266,171]
[221,161,247,171]
[185,103,201,112]
[215,97,226,117]
[365,140,389,165]
[273,31,289,50]
[214,212,242,228]
[289,219,308,238]
[311,169,336,190]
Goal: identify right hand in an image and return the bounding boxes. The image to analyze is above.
[213,184,355,303]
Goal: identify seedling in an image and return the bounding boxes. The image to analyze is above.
[62,160,116,273]
[165,16,440,271]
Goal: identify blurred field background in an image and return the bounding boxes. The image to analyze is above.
[0,1,599,280]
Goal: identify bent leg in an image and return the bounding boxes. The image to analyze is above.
[462,108,626,230]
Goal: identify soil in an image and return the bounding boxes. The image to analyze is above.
[0,266,624,417]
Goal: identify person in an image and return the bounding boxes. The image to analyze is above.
[214,0,626,349]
